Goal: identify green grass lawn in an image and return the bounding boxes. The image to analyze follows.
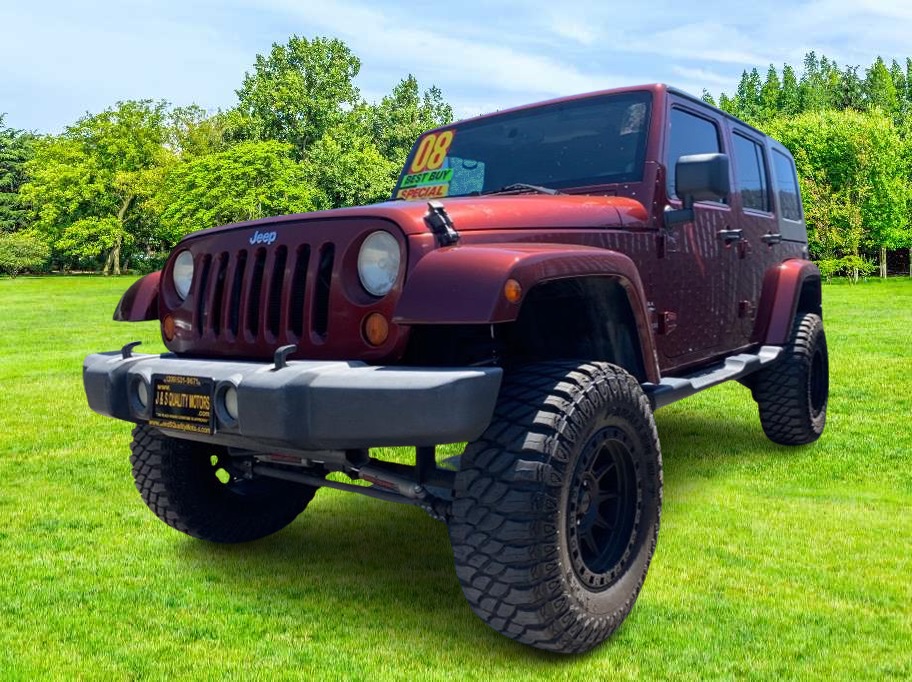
[0,276,910,680]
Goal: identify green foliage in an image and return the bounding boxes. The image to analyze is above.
[0,115,35,232]
[712,52,912,273]
[759,65,781,121]
[779,64,801,116]
[12,35,454,270]
[167,105,231,158]
[156,141,323,241]
[56,216,128,260]
[733,68,762,123]
[235,35,361,157]
[304,111,399,208]
[767,109,911,266]
[865,56,899,114]
[837,66,864,111]
[20,101,172,274]
[371,75,453,170]
[0,229,49,276]
[815,256,877,282]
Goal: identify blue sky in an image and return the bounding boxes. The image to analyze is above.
[3,0,911,133]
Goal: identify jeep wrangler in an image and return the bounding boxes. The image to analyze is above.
[84,84,828,654]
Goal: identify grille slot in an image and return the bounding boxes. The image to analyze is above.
[227,250,247,338]
[246,248,267,337]
[195,254,212,338]
[313,243,335,338]
[267,246,288,339]
[211,252,229,335]
[289,244,311,338]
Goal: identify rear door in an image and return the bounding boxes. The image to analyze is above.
[727,125,778,342]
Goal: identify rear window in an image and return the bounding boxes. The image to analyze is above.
[772,150,801,221]
[732,133,770,213]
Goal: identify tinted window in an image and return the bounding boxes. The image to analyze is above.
[666,108,720,198]
[733,133,769,212]
[772,150,801,220]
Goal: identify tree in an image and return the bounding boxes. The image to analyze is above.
[906,58,912,110]
[889,59,907,112]
[155,140,324,243]
[303,107,400,208]
[701,89,716,106]
[0,230,49,276]
[235,36,361,158]
[0,115,35,233]
[838,66,865,111]
[780,64,801,115]
[864,57,899,114]
[734,69,762,121]
[370,75,453,184]
[717,92,735,114]
[168,105,231,158]
[20,100,171,274]
[759,65,781,121]
[767,109,909,278]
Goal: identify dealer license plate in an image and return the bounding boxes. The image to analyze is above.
[149,374,215,435]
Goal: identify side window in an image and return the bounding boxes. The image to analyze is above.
[732,133,770,212]
[772,150,801,221]
[666,108,721,199]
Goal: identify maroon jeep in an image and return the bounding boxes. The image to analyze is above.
[84,84,828,653]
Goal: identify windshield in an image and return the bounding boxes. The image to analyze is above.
[394,91,652,201]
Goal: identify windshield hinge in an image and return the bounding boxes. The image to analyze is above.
[424,200,460,247]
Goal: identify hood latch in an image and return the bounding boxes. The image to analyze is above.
[424,200,460,247]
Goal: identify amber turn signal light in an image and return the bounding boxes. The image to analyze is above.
[363,312,390,346]
[504,278,523,304]
[162,315,176,342]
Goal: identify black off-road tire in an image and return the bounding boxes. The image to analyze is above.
[751,312,828,445]
[130,425,318,543]
[448,362,663,654]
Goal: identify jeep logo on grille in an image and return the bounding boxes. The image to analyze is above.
[249,230,277,245]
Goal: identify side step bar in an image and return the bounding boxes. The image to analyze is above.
[643,346,782,410]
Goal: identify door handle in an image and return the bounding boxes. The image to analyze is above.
[761,232,782,245]
[717,228,743,243]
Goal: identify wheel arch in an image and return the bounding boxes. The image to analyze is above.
[394,244,660,382]
[503,276,654,382]
[753,259,822,346]
[114,270,160,322]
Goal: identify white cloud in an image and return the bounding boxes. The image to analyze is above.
[546,16,600,46]
[259,0,622,97]
[671,66,737,88]
[5,0,912,131]
[619,21,774,66]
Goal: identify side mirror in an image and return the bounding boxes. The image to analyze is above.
[676,153,730,207]
[665,153,730,225]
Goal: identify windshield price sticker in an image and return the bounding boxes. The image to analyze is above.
[397,184,449,200]
[149,374,215,435]
[409,130,455,173]
[400,168,453,189]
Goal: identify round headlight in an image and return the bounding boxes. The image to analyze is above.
[357,231,401,297]
[172,250,194,300]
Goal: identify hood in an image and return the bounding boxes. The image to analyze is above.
[181,194,651,243]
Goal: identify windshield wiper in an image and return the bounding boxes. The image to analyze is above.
[481,183,562,196]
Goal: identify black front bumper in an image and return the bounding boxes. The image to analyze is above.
[83,352,502,452]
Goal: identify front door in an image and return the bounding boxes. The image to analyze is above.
[656,101,740,368]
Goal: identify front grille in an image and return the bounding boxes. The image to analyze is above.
[192,241,336,346]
